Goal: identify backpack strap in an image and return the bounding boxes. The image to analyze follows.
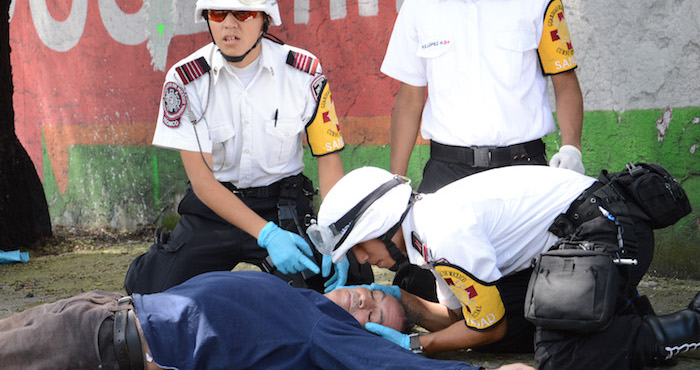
[591,184,639,258]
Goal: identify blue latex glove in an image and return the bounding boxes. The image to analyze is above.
[322,254,349,293]
[0,250,30,264]
[257,222,320,275]
[365,322,410,350]
[340,283,402,300]
[367,283,401,300]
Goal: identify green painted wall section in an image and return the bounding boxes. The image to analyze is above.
[42,138,187,229]
[42,107,699,277]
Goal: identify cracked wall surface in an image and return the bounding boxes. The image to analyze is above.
[561,0,700,111]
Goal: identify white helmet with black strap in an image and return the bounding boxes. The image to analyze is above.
[308,167,415,264]
[194,0,281,26]
[195,0,281,63]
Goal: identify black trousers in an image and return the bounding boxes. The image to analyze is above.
[534,216,656,369]
[535,309,657,370]
[124,179,373,295]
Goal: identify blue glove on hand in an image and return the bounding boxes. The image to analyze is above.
[367,283,401,300]
[322,254,349,293]
[341,283,402,300]
[365,322,410,350]
[257,222,320,275]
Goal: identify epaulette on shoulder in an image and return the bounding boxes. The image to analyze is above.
[286,51,319,76]
[175,56,210,85]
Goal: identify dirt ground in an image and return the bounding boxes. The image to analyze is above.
[1,227,698,368]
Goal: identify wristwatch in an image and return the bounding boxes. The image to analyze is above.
[409,333,423,354]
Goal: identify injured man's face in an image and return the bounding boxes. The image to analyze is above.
[325,286,405,332]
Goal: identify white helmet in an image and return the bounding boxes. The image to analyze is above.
[195,0,282,26]
[309,167,413,263]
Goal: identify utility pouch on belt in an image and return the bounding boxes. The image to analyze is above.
[277,175,315,235]
[269,175,322,289]
[525,241,620,333]
[598,162,691,229]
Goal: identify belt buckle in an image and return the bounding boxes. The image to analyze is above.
[228,182,241,194]
[473,147,491,167]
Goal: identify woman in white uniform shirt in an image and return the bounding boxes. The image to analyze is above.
[125,0,372,295]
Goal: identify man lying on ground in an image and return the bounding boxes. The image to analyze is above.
[0,270,533,370]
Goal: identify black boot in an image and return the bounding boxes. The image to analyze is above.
[642,291,700,365]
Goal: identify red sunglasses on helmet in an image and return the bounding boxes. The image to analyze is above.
[206,10,261,23]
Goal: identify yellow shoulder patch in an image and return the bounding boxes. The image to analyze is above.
[538,0,577,75]
[305,76,344,156]
[435,264,505,331]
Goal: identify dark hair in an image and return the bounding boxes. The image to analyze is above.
[397,298,421,334]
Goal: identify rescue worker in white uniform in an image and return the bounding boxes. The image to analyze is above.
[306,166,699,368]
[124,0,372,295]
[381,0,586,301]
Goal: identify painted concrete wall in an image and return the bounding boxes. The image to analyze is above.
[8,1,699,276]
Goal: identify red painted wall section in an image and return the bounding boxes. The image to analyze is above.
[10,1,404,194]
[274,1,398,117]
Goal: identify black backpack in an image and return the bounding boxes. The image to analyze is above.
[598,162,691,229]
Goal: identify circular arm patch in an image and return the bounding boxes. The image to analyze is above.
[161,82,188,128]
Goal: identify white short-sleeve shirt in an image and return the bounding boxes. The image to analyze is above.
[402,166,595,314]
[381,0,578,147]
[152,40,340,188]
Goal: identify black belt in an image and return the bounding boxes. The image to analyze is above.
[548,181,638,257]
[429,139,546,167]
[549,181,605,238]
[221,173,305,198]
[114,296,144,370]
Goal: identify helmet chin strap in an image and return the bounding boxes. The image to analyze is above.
[378,193,418,270]
[218,32,265,63]
[206,13,269,64]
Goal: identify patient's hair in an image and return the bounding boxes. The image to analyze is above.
[397,299,421,334]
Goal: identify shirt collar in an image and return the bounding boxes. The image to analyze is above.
[209,40,275,85]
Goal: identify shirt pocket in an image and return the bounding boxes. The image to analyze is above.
[415,24,456,89]
[415,17,454,59]
[263,118,303,169]
[208,121,237,172]
[415,37,453,59]
[488,29,538,84]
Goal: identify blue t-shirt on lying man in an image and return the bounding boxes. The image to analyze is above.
[134,270,478,370]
